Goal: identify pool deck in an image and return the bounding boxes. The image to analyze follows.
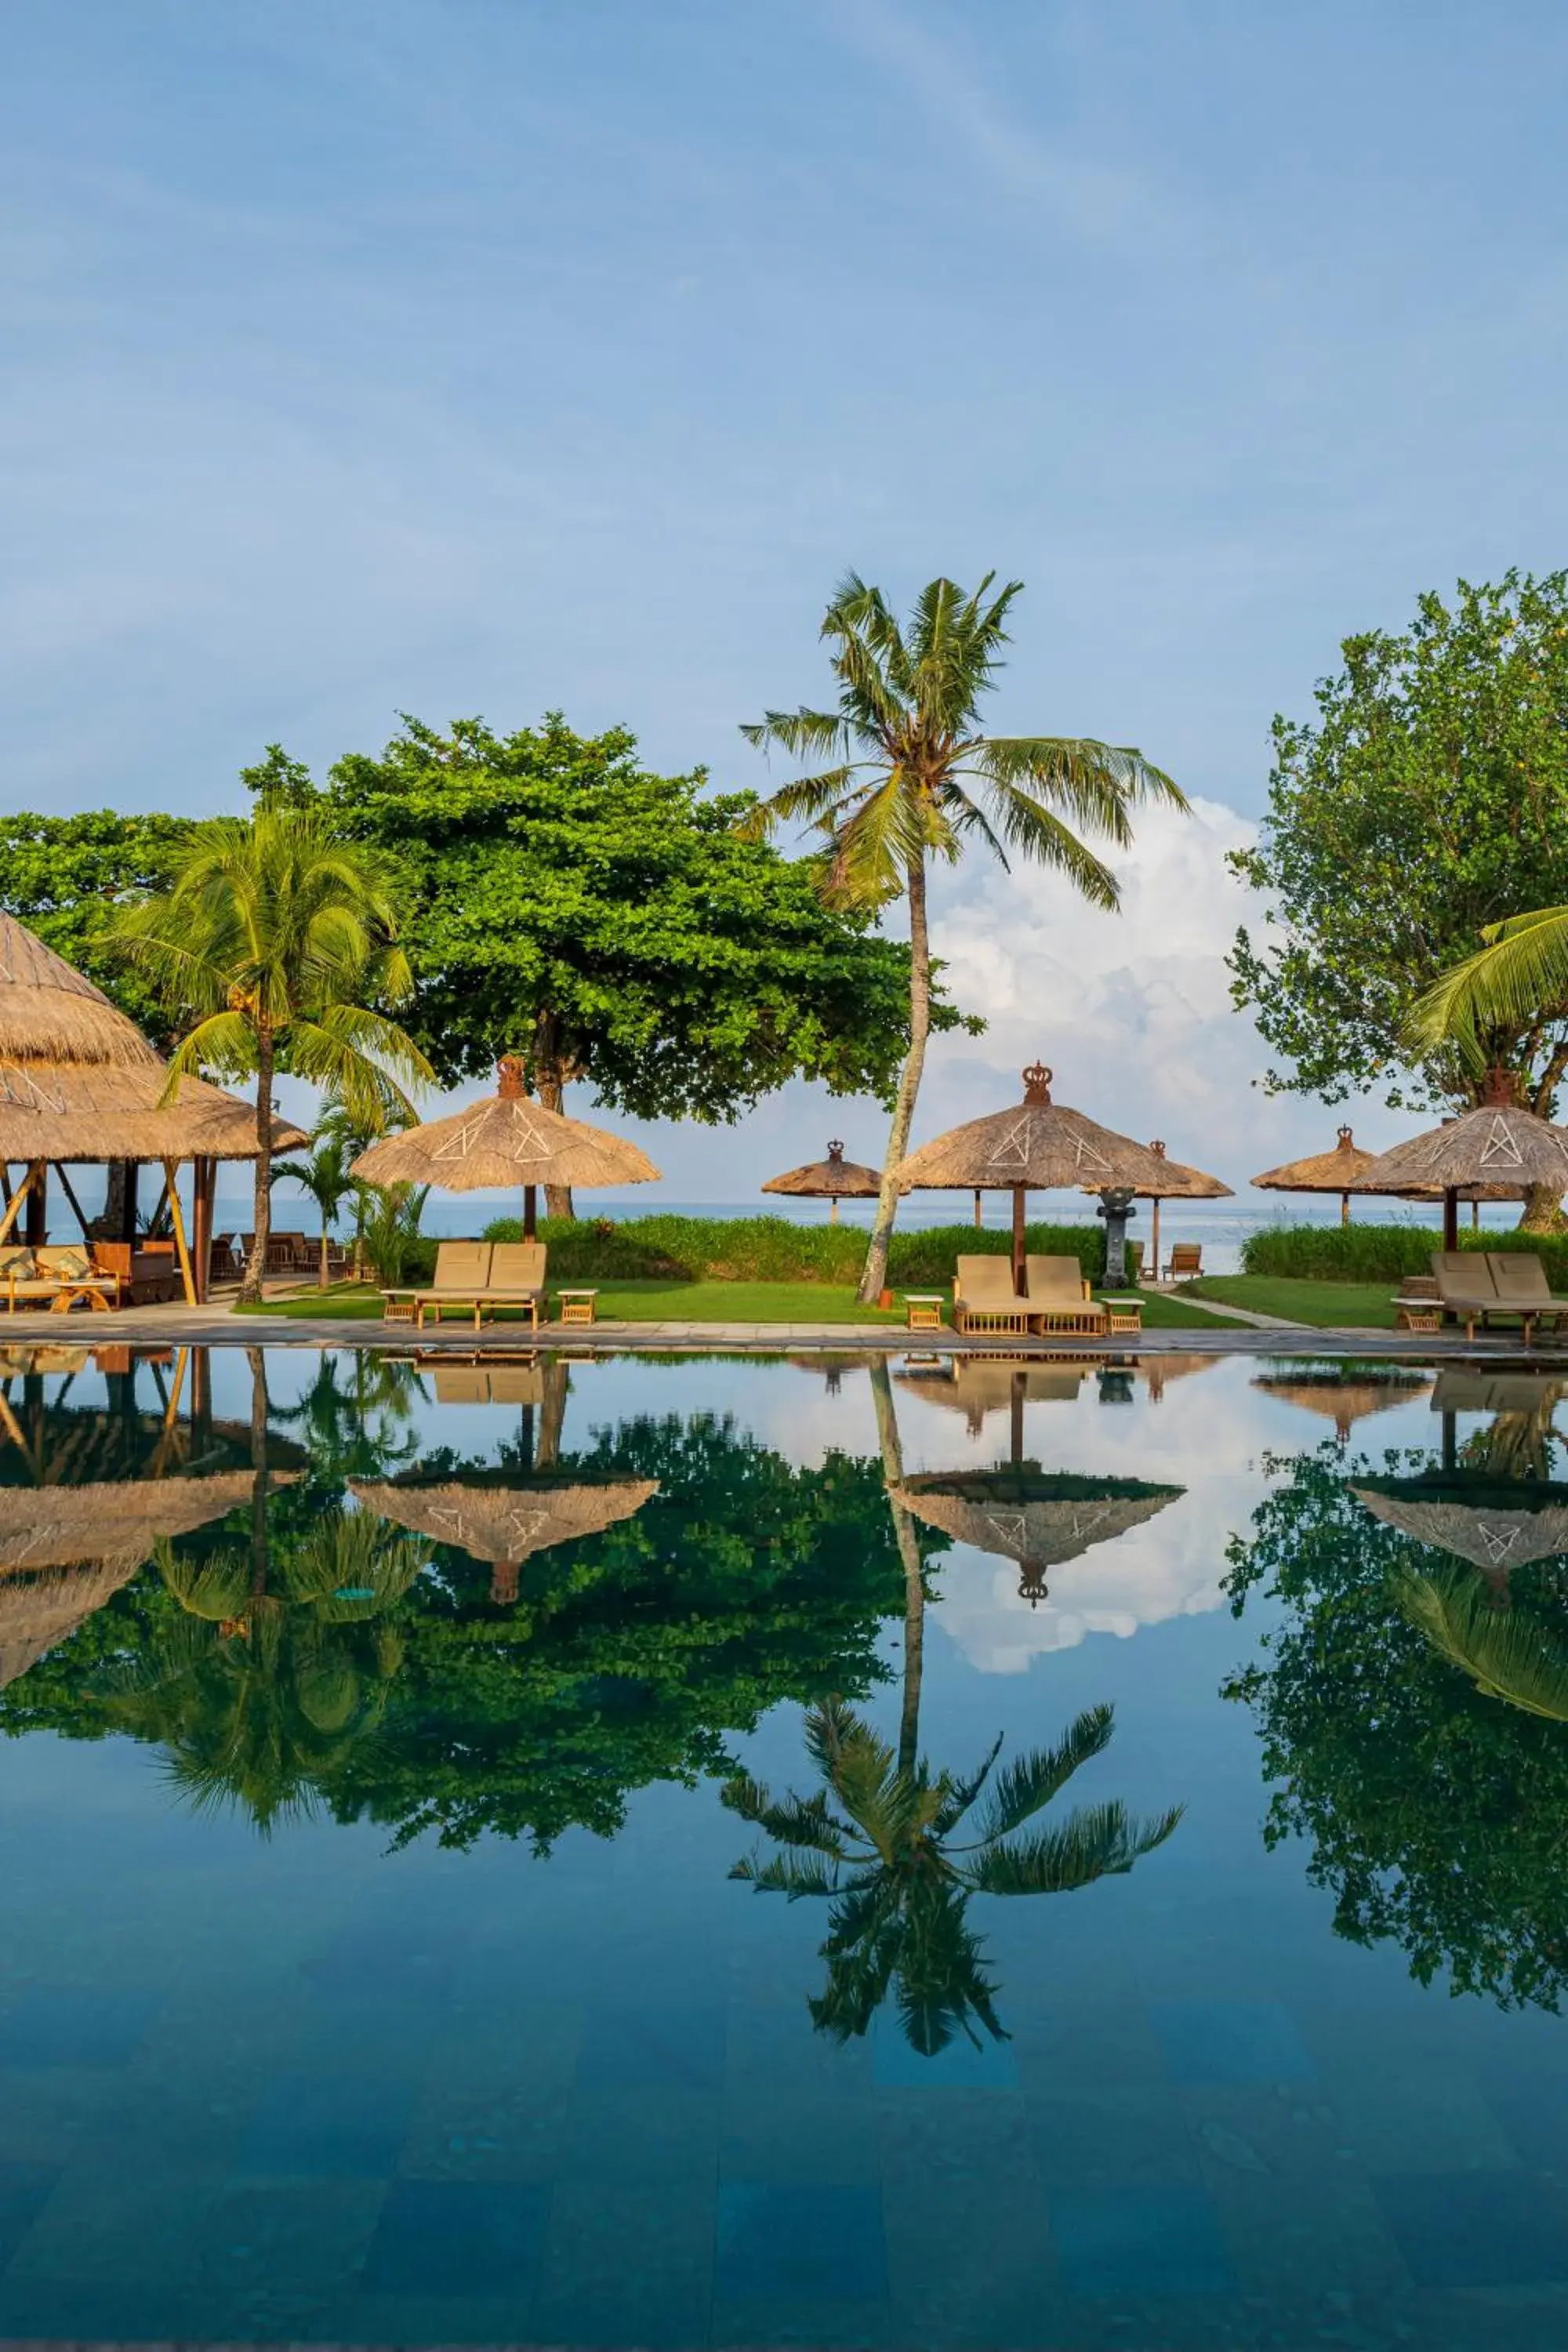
[2,1298,1566,1361]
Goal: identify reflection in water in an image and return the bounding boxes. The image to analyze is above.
[1252,1362,1432,1445]
[725,1695,1180,2055]
[895,1470,1183,1608]
[353,1473,657,1605]
[1226,1388,1568,2009]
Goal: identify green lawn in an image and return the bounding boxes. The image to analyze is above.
[1186,1275,1400,1328]
[240,1279,1243,1329]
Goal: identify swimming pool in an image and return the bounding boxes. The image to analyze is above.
[2,1343,1566,2348]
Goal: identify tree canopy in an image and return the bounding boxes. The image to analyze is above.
[1225,1443,1568,2012]
[310,713,967,1123]
[1228,571,1568,1121]
[0,808,193,1049]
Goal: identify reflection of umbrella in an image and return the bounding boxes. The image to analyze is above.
[352,1475,657,1604]
[1253,1365,1432,1444]
[891,1062,1179,1288]
[1353,1477,1568,1593]
[895,1359,1084,1436]
[762,1142,881,1225]
[0,1470,283,1689]
[892,1470,1182,1606]
[351,1054,660,1240]
[1355,1073,1568,1249]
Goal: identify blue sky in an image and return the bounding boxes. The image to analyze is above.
[5,2,1566,1197]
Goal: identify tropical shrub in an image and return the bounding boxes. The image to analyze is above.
[1240,1221,1568,1286]
[477,1214,1109,1287]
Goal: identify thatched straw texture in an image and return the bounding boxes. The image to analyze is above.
[352,1061,659,1194]
[891,1472,1182,1573]
[0,913,157,1069]
[0,1557,145,1689]
[891,1065,1171,1194]
[1252,1126,1384,1196]
[1354,1483,1568,1577]
[0,1061,306,1163]
[763,1142,881,1200]
[1122,1142,1232,1201]
[0,1472,263,1573]
[352,1477,657,1566]
[1355,1102,1568,1193]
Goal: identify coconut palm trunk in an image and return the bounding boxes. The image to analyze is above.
[861,852,931,1305]
[243,1028,274,1307]
[869,1356,924,1774]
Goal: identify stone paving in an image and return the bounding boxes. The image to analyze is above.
[0,1298,1565,1363]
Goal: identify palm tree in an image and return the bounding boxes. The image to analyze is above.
[273,1128,356,1289]
[742,573,1185,1301]
[1412,908,1568,1065]
[1396,1565,1568,1722]
[725,1696,1180,2054]
[111,808,433,1304]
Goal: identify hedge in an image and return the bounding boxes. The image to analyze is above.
[473,1212,1112,1286]
[1239,1220,1568,1286]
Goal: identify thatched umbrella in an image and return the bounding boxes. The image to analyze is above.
[0,1469,278,1689]
[1252,1365,1432,1444]
[1353,1073,1568,1250]
[352,1473,657,1604]
[350,1056,659,1240]
[761,1141,881,1224]
[1108,1139,1233,1286]
[892,1469,1183,1607]
[0,911,306,1300]
[890,1062,1177,1289]
[1251,1125,1386,1228]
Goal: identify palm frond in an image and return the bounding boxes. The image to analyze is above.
[965,1798,1184,1893]
[931,1732,1004,1835]
[963,1704,1115,1846]
[1408,906,1568,1054]
[968,786,1122,908]
[719,1773,855,1856]
[729,1849,844,1898]
[1396,1566,1568,1719]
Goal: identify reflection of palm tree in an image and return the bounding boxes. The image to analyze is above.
[726,1696,1179,2055]
[1396,1564,1568,1721]
[869,1356,926,1771]
[102,1506,424,1832]
[274,1351,423,1479]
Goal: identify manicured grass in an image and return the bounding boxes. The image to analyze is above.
[1186,1275,1399,1329]
[239,1279,1244,1329]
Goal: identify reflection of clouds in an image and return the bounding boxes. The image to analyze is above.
[928,1480,1259,1672]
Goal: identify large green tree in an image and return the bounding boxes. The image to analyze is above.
[1225,1443,1568,2011]
[294,715,964,1216]
[743,573,1183,1302]
[0,810,193,1048]
[1229,571,1568,1219]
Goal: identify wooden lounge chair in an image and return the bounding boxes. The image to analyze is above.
[480,1241,548,1330]
[952,1255,1032,1336]
[387,1240,495,1330]
[1024,1254,1109,1338]
[1486,1252,1568,1338]
[1430,1250,1512,1341]
[1163,1242,1203,1281]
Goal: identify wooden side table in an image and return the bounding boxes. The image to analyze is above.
[557,1288,599,1327]
[1102,1295,1144,1334]
[902,1293,946,1331]
[1392,1298,1441,1332]
[381,1294,418,1327]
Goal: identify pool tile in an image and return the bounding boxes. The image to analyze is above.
[0,2161,58,2267]
[303,1919,466,2002]
[716,2180,888,2302]
[1050,2180,1236,2298]
[1029,2086,1199,2186]
[532,2173,713,2346]
[559,2084,720,2183]
[872,2019,1017,2089]
[1150,1998,1315,2085]
[1327,2071,1519,2174]
[575,2001,724,2091]
[1373,2169,1568,2288]
[234,2071,414,2177]
[0,1987,158,2068]
[358,2177,548,2296]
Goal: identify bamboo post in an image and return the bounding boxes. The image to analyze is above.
[829,1197,839,1225]
[163,1159,198,1306]
[1443,1185,1458,1254]
[973,1189,982,1229]
[1150,1196,1162,1285]
[0,1165,34,1248]
[24,1161,46,1248]
[191,1156,215,1303]
[1011,1185,1027,1292]
[523,1183,538,1240]
[1341,1189,1349,1227]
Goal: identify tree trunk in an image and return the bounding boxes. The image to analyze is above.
[1519,1182,1568,1233]
[535,1063,575,1219]
[869,1357,924,1777]
[858,851,931,1306]
[247,1345,270,1599]
[239,1029,274,1306]
[318,1218,330,1288]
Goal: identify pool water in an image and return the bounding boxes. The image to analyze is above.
[2,1344,1568,2349]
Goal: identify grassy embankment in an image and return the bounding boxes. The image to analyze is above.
[243,1278,1239,1327]
[1185,1220,1566,1330]
[1185,1276,1399,1329]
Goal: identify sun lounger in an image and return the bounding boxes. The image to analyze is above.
[480,1242,548,1330]
[953,1255,1032,1336]
[386,1240,495,1330]
[1426,1250,1568,1342]
[1163,1242,1203,1281]
[1024,1255,1109,1338]
[1429,1250,1502,1340]
[1486,1252,1568,1337]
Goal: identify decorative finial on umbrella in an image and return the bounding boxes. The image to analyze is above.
[497,1055,525,1099]
[1018,1561,1050,1607]
[1022,1062,1053,1106]
[1337,1125,1355,1149]
[1483,1066,1520,1108]
[1151,1139,1167,1159]
[827,1141,844,1163]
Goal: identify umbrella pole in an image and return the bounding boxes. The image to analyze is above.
[974,1189,982,1229]
[830,1198,839,1226]
[1011,1186,1026,1292]
[1443,1186,1458,1253]
[1150,1197,1161,1286]
[1010,1371,1025,1468]
[523,1184,537,1241]
[1341,1190,1349,1228]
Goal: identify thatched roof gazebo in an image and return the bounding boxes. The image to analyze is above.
[0,911,305,1301]
[762,1142,881,1224]
[890,1062,1185,1289]
[1353,1073,1568,1250]
[352,1474,657,1604]
[351,1056,659,1240]
[0,1468,272,1690]
[891,1469,1183,1607]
